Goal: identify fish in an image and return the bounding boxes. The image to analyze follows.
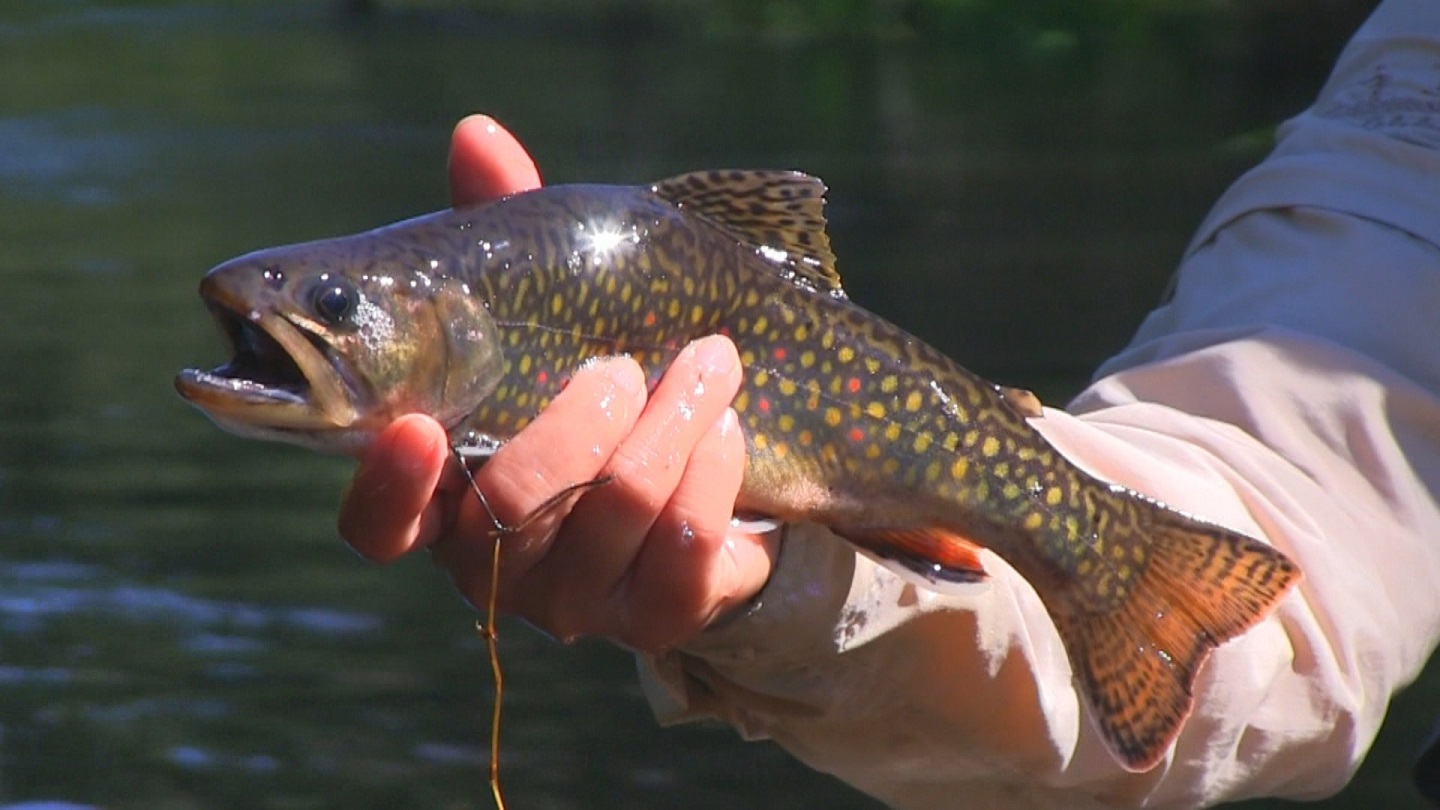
[175,169,1301,772]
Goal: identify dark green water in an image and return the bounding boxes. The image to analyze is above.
[1,1,1432,807]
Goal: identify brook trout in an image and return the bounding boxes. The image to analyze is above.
[176,170,1300,771]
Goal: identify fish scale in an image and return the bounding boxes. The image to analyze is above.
[177,168,1301,774]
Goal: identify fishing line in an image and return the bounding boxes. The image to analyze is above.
[448,445,612,810]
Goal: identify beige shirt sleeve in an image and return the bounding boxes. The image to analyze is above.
[638,1,1440,807]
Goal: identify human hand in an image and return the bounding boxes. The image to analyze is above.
[338,115,779,651]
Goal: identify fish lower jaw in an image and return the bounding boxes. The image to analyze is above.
[175,369,367,451]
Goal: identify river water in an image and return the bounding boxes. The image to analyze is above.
[1,1,1430,808]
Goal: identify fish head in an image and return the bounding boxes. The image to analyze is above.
[175,232,503,455]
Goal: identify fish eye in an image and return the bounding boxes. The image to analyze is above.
[311,279,357,326]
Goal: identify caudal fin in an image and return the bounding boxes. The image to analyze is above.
[1050,500,1301,772]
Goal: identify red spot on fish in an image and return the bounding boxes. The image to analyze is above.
[847,377,861,393]
[848,427,864,443]
[759,398,772,414]
[536,370,549,385]
[644,311,657,327]
[774,347,787,361]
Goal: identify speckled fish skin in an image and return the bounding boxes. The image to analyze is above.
[178,170,1300,774]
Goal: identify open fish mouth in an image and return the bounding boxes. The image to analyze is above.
[175,300,359,432]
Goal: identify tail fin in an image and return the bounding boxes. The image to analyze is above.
[1049,500,1301,772]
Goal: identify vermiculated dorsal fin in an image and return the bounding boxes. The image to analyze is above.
[651,170,844,297]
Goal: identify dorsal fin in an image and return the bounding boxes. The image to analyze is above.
[650,170,845,297]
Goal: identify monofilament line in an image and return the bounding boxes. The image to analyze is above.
[449,445,613,810]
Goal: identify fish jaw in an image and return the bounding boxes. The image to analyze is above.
[175,263,371,454]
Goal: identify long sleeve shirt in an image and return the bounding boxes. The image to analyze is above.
[638,1,1440,806]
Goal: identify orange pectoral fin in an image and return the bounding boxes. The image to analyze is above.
[837,526,989,585]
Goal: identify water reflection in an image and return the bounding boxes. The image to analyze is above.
[0,1,1427,808]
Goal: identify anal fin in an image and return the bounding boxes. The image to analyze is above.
[837,526,989,585]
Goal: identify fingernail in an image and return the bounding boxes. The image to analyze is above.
[692,335,737,376]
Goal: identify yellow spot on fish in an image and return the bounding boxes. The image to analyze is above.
[773,442,789,460]
[800,350,816,369]
[798,429,813,447]
[744,289,760,307]
[824,407,842,427]
[913,433,932,453]
[942,432,959,451]
[1024,512,1044,531]
[864,443,881,459]
[1003,483,1021,500]
[864,357,880,374]
[951,458,969,479]
[753,370,770,387]
[865,402,885,419]
[963,430,980,449]
[753,433,768,450]
[1045,487,1063,506]
[794,324,810,341]
[924,461,942,483]
[837,345,855,364]
[518,355,532,375]
[880,376,898,394]
[753,316,769,334]
[982,436,1000,457]
[778,378,797,396]
[882,458,900,475]
[905,390,923,412]
[690,305,705,325]
[884,423,901,442]
[734,390,750,413]
[778,414,795,433]
[667,299,681,318]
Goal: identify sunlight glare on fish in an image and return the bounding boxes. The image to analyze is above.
[758,245,789,264]
[577,219,636,266]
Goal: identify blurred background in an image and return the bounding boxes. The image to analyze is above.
[3,0,1432,807]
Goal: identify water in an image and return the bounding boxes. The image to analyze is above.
[1,1,1431,807]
